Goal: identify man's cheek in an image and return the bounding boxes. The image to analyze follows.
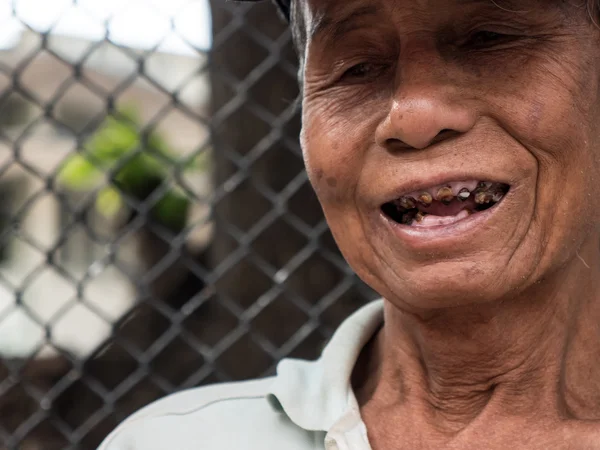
[304,144,350,204]
[302,117,367,205]
[309,169,346,205]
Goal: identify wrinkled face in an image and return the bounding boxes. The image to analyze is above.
[299,0,600,311]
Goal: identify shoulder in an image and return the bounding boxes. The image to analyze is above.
[98,377,316,450]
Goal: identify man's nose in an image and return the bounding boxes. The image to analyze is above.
[375,63,477,150]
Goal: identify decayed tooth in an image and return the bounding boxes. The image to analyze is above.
[474,190,494,205]
[415,211,427,223]
[398,196,417,210]
[417,192,433,207]
[401,210,417,225]
[491,189,504,203]
[457,188,471,201]
[478,181,492,189]
[437,186,454,205]
[489,184,507,202]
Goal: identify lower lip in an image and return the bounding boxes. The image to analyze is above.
[380,199,505,248]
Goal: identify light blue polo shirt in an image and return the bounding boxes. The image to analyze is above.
[97,300,384,450]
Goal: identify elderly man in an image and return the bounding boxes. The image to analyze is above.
[99,0,600,448]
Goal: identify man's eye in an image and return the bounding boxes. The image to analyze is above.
[341,62,383,81]
[467,31,512,49]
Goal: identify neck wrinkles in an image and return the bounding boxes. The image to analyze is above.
[357,239,600,434]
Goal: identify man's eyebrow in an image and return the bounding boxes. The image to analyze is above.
[458,0,531,13]
[457,0,523,7]
[307,0,527,44]
[309,5,381,43]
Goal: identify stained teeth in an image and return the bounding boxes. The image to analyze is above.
[401,210,417,225]
[417,192,433,207]
[474,190,494,205]
[437,186,454,205]
[398,196,417,210]
[391,182,507,223]
[491,186,505,202]
[457,188,471,201]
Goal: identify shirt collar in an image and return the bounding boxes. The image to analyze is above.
[268,299,384,431]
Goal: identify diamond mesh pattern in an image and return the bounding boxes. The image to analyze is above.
[0,1,377,448]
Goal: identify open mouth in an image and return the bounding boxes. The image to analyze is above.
[381,181,510,227]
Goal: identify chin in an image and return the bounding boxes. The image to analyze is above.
[375,259,520,312]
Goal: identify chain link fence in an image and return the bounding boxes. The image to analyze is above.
[0,1,376,448]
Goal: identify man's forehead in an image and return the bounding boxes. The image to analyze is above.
[302,0,544,41]
[303,0,533,17]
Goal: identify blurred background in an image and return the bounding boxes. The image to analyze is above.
[0,0,376,448]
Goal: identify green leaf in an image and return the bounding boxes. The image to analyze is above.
[151,189,190,232]
[56,105,200,231]
[57,155,104,191]
[95,186,124,219]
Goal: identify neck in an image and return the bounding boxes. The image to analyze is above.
[355,244,600,434]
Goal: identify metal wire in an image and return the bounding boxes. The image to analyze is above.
[0,1,377,448]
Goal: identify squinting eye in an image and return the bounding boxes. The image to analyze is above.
[467,31,511,48]
[341,62,383,81]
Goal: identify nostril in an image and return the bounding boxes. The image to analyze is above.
[433,129,460,143]
[382,130,462,151]
[384,137,405,148]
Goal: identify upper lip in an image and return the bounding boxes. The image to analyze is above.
[379,173,511,205]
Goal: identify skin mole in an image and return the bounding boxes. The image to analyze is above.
[326,176,338,187]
